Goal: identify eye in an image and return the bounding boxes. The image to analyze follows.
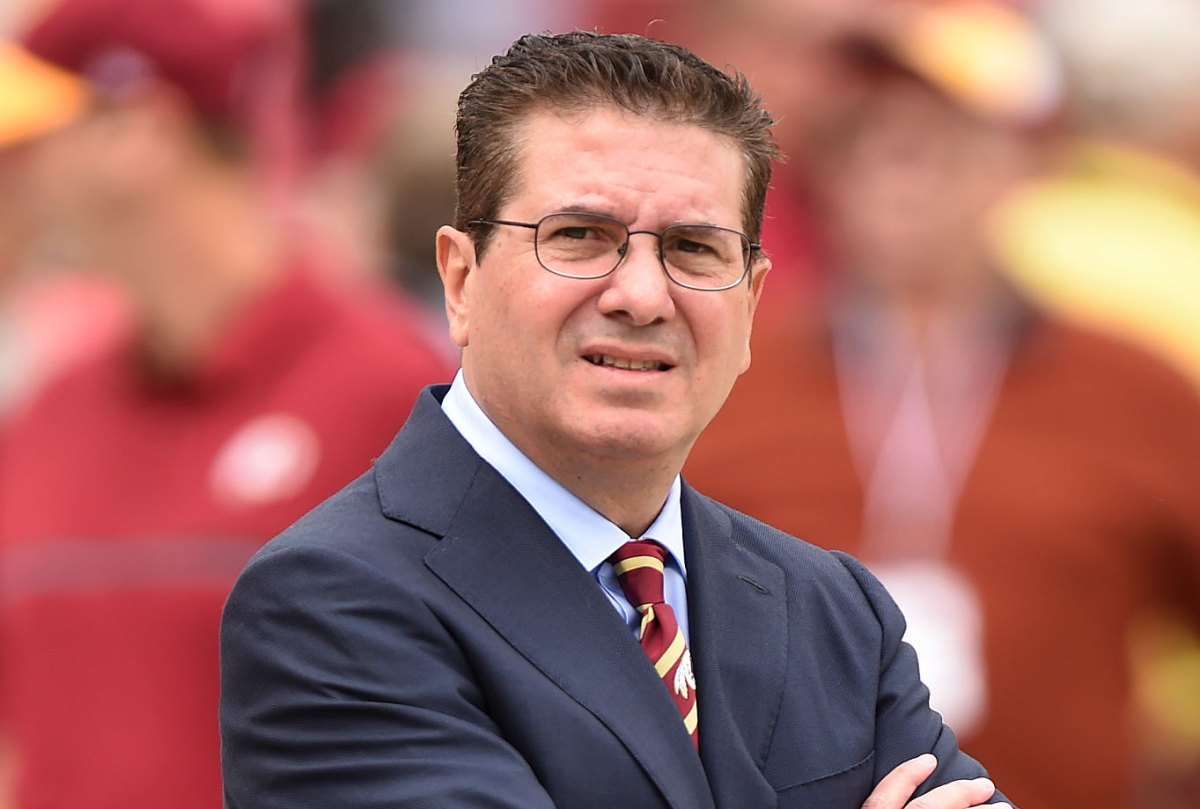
[673,237,714,254]
[665,229,724,256]
[541,215,625,246]
[554,226,595,241]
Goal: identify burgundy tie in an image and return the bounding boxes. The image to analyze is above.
[610,540,698,747]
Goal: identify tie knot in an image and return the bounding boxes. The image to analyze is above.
[609,539,667,609]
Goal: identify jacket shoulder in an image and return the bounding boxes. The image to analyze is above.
[249,466,432,572]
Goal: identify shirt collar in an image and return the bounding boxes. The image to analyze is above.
[441,370,685,575]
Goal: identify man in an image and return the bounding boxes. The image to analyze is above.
[0,0,452,806]
[220,31,1011,809]
[0,41,126,419]
[684,5,1200,809]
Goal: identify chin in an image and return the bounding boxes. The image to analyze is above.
[569,416,692,464]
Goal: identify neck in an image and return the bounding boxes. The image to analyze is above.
[549,455,680,538]
[95,171,285,372]
[843,252,1004,340]
[493,420,684,538]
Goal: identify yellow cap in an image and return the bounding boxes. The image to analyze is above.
[0,40,89,148]
[886,0,1062,125]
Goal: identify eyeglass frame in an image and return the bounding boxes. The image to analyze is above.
[466,211,763,292]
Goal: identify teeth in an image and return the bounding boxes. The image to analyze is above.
[586,354,666,371]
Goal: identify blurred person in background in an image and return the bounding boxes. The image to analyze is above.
[0,43,127,419]
[375,67,464,314]
[684,3,1200,809]
[294,0,409,284]
[296,0,463,341]
[989,0,1200,802]
[0,0,453,806]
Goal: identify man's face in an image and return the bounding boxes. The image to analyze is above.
[439,106,767,480]
[821,75,1029,293]
[24,94,188,261]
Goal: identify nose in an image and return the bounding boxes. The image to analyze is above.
[596,232,676,326]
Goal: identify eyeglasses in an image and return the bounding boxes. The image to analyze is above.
[468,212,760,291]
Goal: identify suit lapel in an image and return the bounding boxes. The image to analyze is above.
[682,485,787,809]
[375,388,715,809]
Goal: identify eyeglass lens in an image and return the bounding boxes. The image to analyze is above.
[534,213,749,289]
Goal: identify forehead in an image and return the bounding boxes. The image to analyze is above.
[855,76,991,143]
[828,76,1014,171]
[506,106,747,227]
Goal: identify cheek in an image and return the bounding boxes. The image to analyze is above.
[737,332,753,375]
[473,275,577,374]
[525,277,602,343]
[693,300,754,379]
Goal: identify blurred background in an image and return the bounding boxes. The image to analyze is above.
[0,1,1198,808]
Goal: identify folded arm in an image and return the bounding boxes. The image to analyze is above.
[220,542,559,809]
[834,552,1015,809]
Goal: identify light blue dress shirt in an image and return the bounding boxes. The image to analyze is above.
[441,371,689,641]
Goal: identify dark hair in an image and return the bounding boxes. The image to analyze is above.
[454,30,781,256]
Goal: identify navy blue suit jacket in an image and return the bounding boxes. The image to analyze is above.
[220,385,1010,808]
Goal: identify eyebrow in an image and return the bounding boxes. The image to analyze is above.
[545,203,728,230]
[546,198,619,218]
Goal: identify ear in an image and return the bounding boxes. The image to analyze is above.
[739,254,771,374]
[437,225,476,348]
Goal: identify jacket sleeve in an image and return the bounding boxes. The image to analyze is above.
[219,541,559,809]
[833,551,1016,808]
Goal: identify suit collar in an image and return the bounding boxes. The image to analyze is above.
[374,387,714,808]
[682,487,786,809]
[374,384,477,537]
[375,388,785,809]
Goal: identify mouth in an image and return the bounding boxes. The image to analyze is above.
[584,354,672,372]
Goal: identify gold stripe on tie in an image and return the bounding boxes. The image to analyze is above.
[683,702,698,734]
[654,628,686,677]
[638,605,655,639]
[612,556,665,577]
